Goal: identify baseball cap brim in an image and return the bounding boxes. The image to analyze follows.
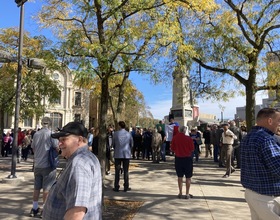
[51,122,88,139]
[51,132,70,139]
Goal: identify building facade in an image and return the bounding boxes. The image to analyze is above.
[4,66,92,131]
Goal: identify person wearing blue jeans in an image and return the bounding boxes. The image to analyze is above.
[213,144,220,162]
[189,128,201,162]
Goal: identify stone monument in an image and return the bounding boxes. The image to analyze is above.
[169,72,193,127]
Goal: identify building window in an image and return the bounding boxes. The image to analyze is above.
[24,118,33,127]
[75,92,82,106]
[50,112,62,130]
[74,114,81,122]
[53,91,61,105]
[52,72,60,80]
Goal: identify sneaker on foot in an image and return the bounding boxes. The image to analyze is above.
[29,207,41,217]
[185,194,194,199]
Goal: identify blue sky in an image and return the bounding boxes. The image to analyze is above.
[0,1,267,120]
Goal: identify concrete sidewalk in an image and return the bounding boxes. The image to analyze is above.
[0,155,251,219]
[104,156,251,220]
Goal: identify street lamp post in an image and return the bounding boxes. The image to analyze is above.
[0,1,46,180]
[9,0,26,178]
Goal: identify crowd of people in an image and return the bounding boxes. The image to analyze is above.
[1,127,35,163]
[98,119,246,176]
[192,121,247,178]
[3,107,280,219]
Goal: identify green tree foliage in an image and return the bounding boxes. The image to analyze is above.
[266,52,280,105]
[36,0,178,176]
[173,0,280,129]
[75,73,149,127]
[35,0,217,179]
[0,28,61,128]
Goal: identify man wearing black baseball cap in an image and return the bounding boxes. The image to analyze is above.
[43,121,102,220]
[51,122,88,140]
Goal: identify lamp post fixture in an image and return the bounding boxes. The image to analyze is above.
[15,0,28,7]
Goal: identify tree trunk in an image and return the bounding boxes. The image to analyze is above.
[245,71,257,131]
[98,74,109,180]
[115,72,130,123]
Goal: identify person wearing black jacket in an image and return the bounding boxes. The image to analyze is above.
[106,125,114,175]
[203,126,212,158]
[229,121,242,169]
[133,128,142,160]
[92,128,99,156]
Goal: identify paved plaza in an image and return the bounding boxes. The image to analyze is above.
[0,154,251,220]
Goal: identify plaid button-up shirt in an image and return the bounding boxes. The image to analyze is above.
[241,126,280,196]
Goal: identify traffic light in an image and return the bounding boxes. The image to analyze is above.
[15,0,28,7]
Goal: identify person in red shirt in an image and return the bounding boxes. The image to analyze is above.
[171,126,194,199]
[17,127,25,163]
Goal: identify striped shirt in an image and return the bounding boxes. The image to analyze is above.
[240,126,280,196]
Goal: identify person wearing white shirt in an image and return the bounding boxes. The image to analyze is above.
[221,123,237,178]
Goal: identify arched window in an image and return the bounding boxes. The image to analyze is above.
[50,112,62,130]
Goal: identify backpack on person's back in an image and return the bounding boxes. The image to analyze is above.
[49,137,59,169]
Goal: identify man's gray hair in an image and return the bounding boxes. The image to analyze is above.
[179,126,186,133]
[41,117,52,127]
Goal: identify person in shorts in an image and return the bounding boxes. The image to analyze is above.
[171,126,194,199]
[29,117,59,217]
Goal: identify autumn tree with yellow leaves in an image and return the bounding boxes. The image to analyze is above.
[173,0,280,129]
[0,28,60,137]
[35,0,195,177]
